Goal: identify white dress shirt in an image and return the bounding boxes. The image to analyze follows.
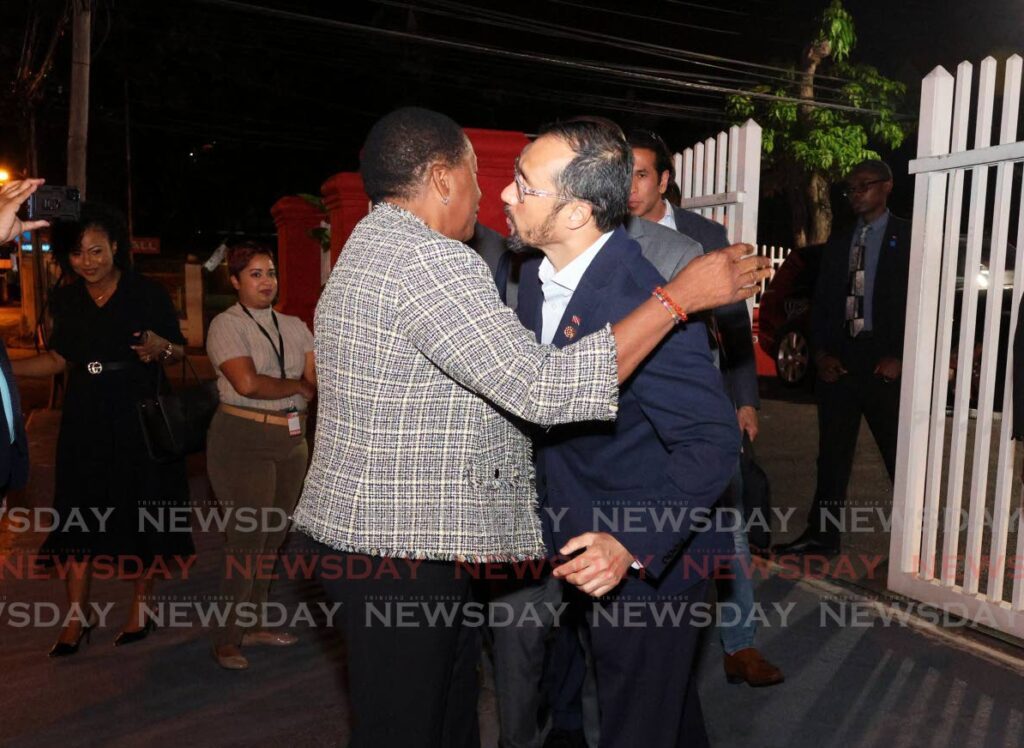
[538,232,613,344]
[656,200,677,231]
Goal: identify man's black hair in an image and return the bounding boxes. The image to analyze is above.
[539,120,633,232]
[847,159,893,182]
[627,129,674,181]
[360,106,469,203]
[51,202,133,276]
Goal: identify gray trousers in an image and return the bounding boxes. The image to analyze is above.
[488,575,599,748]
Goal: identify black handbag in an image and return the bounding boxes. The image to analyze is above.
[136,357,219,463]
[740,434,773,553]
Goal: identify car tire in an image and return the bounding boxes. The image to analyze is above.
[775,323,811,387]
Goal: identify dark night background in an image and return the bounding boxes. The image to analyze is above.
[2,0,1022,258]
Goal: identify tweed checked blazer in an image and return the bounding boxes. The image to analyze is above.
[292,203,620,562]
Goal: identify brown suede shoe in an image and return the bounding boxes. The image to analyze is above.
[241,631,298,647]
[724,648,784,687]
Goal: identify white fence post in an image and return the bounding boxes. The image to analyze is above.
[889,65,954,581]
[888,55,1024,640]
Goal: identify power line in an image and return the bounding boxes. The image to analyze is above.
[400,0,858,86]
[194,0,893,117]
[543,0,742,36]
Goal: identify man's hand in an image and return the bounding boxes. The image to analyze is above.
[666,244,770,314]
[874,357,902,383]
[737,405,759,442]
[817,354,847,383]
[0,179,49,244]
[551,532,634,598]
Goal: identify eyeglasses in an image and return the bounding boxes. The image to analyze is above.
[513,159,572,204]
[843,179,887,197]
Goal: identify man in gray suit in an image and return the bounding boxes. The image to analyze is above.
[627,128,782,688]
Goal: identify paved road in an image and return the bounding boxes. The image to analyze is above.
[2,377,1022,747]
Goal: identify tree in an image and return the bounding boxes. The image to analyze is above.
[726,0,912,247]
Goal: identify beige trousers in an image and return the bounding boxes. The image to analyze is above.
[206,408,308,647]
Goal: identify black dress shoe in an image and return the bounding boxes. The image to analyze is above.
[773,532,840,556]
[49,620,94,658]
[113,620,156,647]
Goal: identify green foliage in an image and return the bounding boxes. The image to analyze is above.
[297,193,326,210]
[819,0,857,62]
[725,1,912,191]
[297,193,332,253]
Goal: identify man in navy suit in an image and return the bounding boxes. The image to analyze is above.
[500,120,739,747]
[777,160,911,555]
[626,129,782,688]
[0,178,46,497]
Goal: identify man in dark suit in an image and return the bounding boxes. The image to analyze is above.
[467,221,512,302]
[626,129,781,688]
[626,129,760,422]
[777,160,911,555]
[0,178,45,497]
[502,120,739,747]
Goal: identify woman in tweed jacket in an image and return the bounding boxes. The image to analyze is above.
[292,107,767,747]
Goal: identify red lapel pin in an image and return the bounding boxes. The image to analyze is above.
[571,315,581,325]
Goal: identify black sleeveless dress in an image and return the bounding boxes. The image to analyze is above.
[38,271,195,567]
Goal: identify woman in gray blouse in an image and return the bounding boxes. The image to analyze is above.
[292,107,769,746]
[205,242,315,670]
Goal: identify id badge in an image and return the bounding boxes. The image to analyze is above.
[287,410,302,437]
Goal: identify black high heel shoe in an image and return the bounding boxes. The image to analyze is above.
[113,619,156,647]
[48,618,95,658]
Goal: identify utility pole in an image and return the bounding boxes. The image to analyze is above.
[66,0,92,198]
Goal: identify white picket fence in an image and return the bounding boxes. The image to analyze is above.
[673,119,762,248]
[755,244,791,305]
[889,55,1024,640]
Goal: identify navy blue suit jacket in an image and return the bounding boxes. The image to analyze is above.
[671,207,759,409]
[0,343,29,492]
[518,227,740,592]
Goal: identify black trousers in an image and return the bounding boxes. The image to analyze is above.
[809,362,900,544]
[313,543,480,748]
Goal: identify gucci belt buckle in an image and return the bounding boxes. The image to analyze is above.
[86,361,103,375]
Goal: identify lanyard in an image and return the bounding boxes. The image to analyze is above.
[240,305,286,379]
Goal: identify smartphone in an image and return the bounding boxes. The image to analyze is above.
[18,186,81,223]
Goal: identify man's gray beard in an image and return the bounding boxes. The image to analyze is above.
[506,230,529,253]
[504,208,559,254]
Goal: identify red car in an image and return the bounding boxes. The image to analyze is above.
[756,244,825,386]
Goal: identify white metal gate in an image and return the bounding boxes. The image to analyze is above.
[889,55,1024,640]
[673,118,762,247]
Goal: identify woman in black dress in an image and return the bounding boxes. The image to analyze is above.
[13,203,194,656]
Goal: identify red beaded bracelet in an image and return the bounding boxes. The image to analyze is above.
[653,286,688,324]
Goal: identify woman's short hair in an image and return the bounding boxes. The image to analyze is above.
[226,241,275,278]
[51,202,133,276]
[360,107,469,203]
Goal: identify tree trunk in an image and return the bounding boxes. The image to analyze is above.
[806,171,833,244]
[67,1,92,197]
[788,39,834,248]
[787,175,809,248]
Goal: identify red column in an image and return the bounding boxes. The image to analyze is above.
[465,128,529,236]
[270,196,324,327]
[321,172,369,266]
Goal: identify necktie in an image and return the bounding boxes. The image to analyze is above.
[846,225,870,337]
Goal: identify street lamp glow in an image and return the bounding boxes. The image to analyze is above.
[0,169,10,183]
